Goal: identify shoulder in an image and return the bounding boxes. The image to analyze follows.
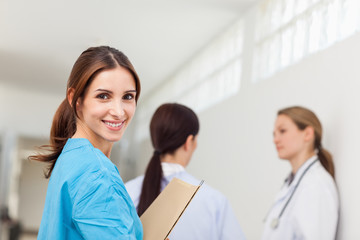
[172,171,229,204]
[296,162,339,206]
[302,162,337,193]
[59,143,119,179]
[171,171,240,227]
[54,143,125,197]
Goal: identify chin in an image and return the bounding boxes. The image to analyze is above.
[110,137,123,142]
[277,153,288,160]
[105,134,124,143]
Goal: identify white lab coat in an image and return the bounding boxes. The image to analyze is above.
[125,169,246,240]
[262,156,339,240]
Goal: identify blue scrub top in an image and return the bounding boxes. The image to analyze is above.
[37,138,143,240]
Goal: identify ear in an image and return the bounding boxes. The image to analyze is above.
[67,88,81,110]
[184,135,194,151]
[67,88,75,106]
[304,126,315,142]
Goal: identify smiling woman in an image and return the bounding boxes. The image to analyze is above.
[70,67,137,157]
[29,46,143,240]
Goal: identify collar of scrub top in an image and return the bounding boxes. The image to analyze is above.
[64,138,93,153]
[270,155,319,229]
[161,162,185,177]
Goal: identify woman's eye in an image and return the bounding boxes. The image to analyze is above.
[97,93,109,100]
[280,129,286,134]
[123,93,134,100]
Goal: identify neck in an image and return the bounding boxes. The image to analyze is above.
[289,150,316,174]
[161,151,188,168]
[72,121,113,158]
[97,143,112,158]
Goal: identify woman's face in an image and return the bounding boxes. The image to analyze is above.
[273,114,307,161]
[76,66,136,147]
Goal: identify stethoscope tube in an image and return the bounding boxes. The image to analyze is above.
[270,158,319,229]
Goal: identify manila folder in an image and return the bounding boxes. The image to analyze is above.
[140,177,203,240]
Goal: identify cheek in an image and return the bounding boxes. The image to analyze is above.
[83,103,107,119]
[286,135,302,151]
[278,135,291,149]
[125,103,136,119]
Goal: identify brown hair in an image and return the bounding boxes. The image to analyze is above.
[137,103,199,216]
[278,106,335,179]
[29,46,141,178]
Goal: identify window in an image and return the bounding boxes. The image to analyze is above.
[253,0,360,82]
[135,19,244,141]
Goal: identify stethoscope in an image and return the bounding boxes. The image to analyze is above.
[268,158,319,229]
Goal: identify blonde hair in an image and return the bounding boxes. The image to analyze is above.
[278,106,335,179]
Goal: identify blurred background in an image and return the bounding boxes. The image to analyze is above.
[1,0,360,239]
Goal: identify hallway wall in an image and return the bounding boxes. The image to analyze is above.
[130,10,360,240]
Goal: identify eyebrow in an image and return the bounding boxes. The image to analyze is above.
[95,89,112,93]
[125,90,137,93]
[95,89,137,94]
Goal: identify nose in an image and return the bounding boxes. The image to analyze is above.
[273,132,279,144]
[109,100,125,118]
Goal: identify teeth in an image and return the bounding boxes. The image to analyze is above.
[105,121,122,127]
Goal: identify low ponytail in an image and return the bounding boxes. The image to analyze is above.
[317,146,335,179]
[137,152,163,216]
[137,103,199,216]
[29,98,76,178]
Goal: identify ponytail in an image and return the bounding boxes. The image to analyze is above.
[29,98,76,178]
[317,146,335,179]
[137,103,199,216]
[137,151,163,216]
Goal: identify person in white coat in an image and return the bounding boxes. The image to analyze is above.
[262,106,339,240]
[125,103,246,240]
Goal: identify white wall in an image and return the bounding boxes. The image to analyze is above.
[131,10,360,240]
[191,34,360,239]
[0,82,63,138]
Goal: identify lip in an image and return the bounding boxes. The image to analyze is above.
[102,120,125,131]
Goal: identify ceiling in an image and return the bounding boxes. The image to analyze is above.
[0,0,258,98]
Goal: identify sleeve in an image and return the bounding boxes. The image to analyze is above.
[217,196,247,240]
[72,172,138,240]
[292,183,338,240]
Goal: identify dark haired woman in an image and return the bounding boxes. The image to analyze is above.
[262,106,339,240]
[31,46,143,239]
[125,103,246,240]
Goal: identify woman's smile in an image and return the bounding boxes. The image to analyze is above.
[103,119,126,130]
